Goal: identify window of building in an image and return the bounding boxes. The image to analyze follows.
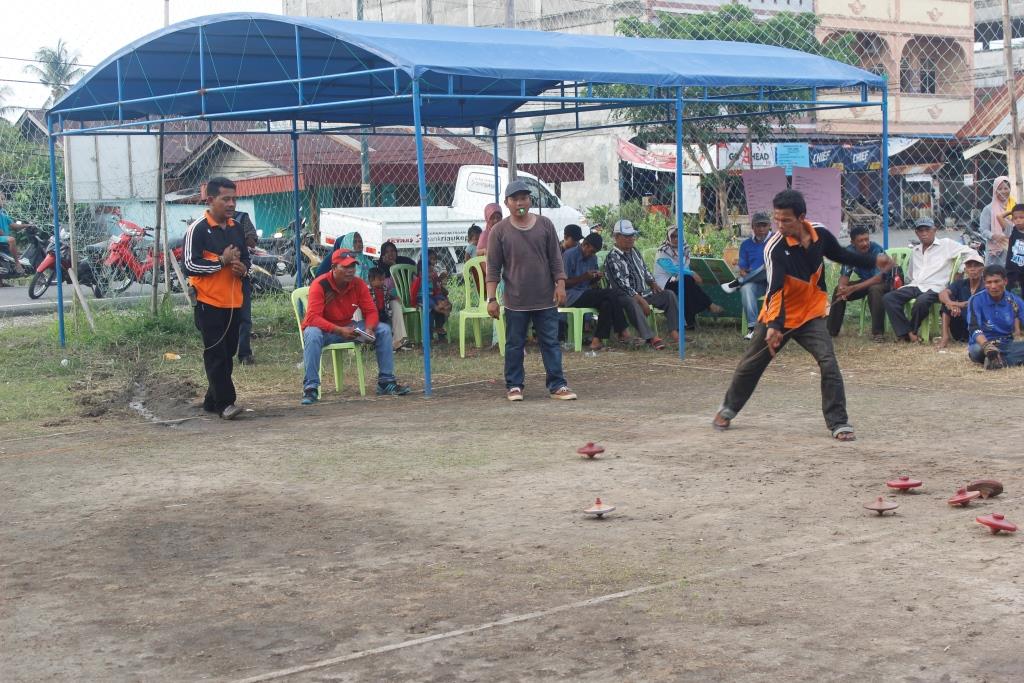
[919,58,936,94]
[900,58,913,92]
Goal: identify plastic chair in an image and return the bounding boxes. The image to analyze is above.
[458,256,506,358]
[558,306,600,351]
[291,287,366,397]
[389,264,421,343]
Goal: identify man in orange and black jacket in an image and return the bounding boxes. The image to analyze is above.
[182,177,250,420]
[712,190,892,441]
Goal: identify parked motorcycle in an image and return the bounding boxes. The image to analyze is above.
[28,229,102,299]
[0,224,48,285]
[99,220,184,295]
[961,225,986,258]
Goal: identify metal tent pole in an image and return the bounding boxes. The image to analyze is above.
[46,116,66,348]
[412,79,433,396]
[291,125,304,289]
[881,84,890,250]
[492,126,501,204]
[675,89,686,360]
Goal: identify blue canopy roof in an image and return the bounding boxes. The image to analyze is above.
[51,13,885,128]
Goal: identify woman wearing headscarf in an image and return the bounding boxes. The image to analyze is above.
[654,226,723,330]
[979,176,1015,266]
[316,231,375,279]
[375,240,415,350]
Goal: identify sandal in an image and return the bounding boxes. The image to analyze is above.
[648,337,666,350]
[832,425,856,441]
[712,411,731,431]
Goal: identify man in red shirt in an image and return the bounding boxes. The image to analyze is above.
[300,249,410,404]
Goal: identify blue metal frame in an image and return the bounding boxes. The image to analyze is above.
[411,78,434,396]
[674,88,685,360]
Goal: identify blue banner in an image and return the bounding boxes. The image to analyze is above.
[775,143,810,175]
[809,145,848,170]
[847,144,881,172]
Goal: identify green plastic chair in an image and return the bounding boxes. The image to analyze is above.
[291,287,366,397]
[458,256,506,358]
[389,264,421,343]
[558,305,600,352]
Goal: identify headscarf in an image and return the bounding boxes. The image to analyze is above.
[483,202,502,222]
[316,231,375,279]
[656,226,689,268]
[990,176,1014,240]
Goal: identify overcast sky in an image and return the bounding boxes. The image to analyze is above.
[2,0,283,119]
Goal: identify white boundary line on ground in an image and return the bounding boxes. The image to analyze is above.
[231,529,900,683]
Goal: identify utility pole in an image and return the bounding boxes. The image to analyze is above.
[164,0,170,27]
[1003,0,1024,200]
[358,0,372,207]
[505,0,517,180]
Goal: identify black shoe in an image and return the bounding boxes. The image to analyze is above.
[220,404,243,420]
[239,355,255,366]
[377,381,411,396]
[301,388,318,405]
[984,350,1006,371]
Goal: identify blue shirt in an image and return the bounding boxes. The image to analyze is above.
[945,277,981,304]
[562,245,598,306]
[0,209,11,238]
[839,242,884,281]
[966,289,1024,346]
[738,235,769,273]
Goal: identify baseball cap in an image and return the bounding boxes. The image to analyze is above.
[612,219,638,236]
[332,249,358,267]
[564,224,583,241]
[961,250,984,266]
[913,216,936,230]
[484,202,502,220]
[751,211,772,226]
[504,179,532,198]
[582,232,603,250]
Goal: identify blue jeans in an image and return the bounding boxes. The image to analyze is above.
[302,321,395,390]
[503,307,567,393]
[740,269,767,330]
[968,339,1024,366]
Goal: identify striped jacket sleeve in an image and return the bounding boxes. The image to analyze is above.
[604,251,636,297]
[760,233,787,331]
[182,219,222,277]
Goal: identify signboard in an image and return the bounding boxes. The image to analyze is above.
[742,167,788,219]
[847,144,881,172]
[775,143,810,175]
[810,145,848,170]
[68,135,160,201]
[792,167,842,235]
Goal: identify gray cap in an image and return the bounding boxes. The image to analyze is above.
[913,216,936,230]
[612,219,638,236]
[961,249,984,266]
[751,211,772,226]
[504,179,532,198]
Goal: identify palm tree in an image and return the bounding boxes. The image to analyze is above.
[0,85,15,117]
[23,39,85,106]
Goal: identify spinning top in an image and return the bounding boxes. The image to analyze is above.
[947,488,981,507]
[577,442,605,459]
[863,496,899,516]
[975,513,1017,535]
[966,479,1004,499]
[584,497,615,518]
[886,475,923,492]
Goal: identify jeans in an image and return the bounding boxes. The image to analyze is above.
[828,282,888,336]
[720,318,851,432]
[883,286,939,338]
[302,321,395,390]
[739,269,768,331]
[503,307,567,392]
[194,302,241,412]
[237,278,253,359]
[968,339,1024,366]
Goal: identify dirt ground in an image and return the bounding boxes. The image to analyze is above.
[3,347,1024,682]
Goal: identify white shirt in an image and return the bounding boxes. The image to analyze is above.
[907,237,973,293]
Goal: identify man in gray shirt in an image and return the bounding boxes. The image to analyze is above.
[486,180,577,401]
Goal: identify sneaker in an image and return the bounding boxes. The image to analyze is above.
[220,404,242,420]
[377,381,411,396]
[743,329,754,340]
[507,387,524,401]
[301,389,318,405]
[721,279,741,294]
[550,386,577,400]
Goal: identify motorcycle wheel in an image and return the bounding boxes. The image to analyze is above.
[250,271,284,298]
[100,265,133,294]
[28,269,52,299]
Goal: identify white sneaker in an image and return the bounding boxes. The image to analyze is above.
[743,329,754,340]
[721,280,741,294]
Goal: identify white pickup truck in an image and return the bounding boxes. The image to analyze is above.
[319,165,586,265]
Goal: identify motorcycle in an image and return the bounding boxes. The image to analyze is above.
[0,224,48,285]
[99,220,184,295]
[961,225,986,258]
[28,229,102,299]
[260,219,326,284]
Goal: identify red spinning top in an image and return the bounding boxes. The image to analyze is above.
[966,479,1004,499]
[976,513,1017,534]
[947,488,981,507]
[577,442,605,459]
[886,475,923,492]
[863,496,899,516]
[584,497,615,518]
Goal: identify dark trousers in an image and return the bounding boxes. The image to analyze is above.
[644,289,680,333]
[504,307,566,392]
[883,286,939,338]
[721,318,850,431]
[665,276,712,327]
[941,309,970,343]
[237,278,253,359]
[828,282,888,336]
[194,302,241,412]
[571,288,629,340]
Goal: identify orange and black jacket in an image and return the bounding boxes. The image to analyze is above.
[182,211,250,309]
[759,221,877,331]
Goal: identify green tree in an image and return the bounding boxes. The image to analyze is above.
[612,6,860,226]
[0,120,63,228]
[23,39,85,107]
[0,85,16,117]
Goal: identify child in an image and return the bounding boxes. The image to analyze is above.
[367,266,410,351]
[1005,203,1024,296]
[465,224,482,261]
[411,252,453,342]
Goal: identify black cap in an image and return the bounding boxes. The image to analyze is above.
[582,232,603,250]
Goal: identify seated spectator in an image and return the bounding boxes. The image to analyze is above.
[884,217,974,342]
[561,223,583,252]
[721,212,772,339]
[966,264,1024,369]
[367,266,411,351]
[374,241,413,348]
[562,232,632,351]
[316,231,374,279]
[1004,203,1024,295]
[300,249,410,403]
[937,250,985,349]
[465,224,483,261]
[654,226,723,331]
[826,225,890,342]
[378,241,416,275]
[411,251,452,342]
[604,219,678,349]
